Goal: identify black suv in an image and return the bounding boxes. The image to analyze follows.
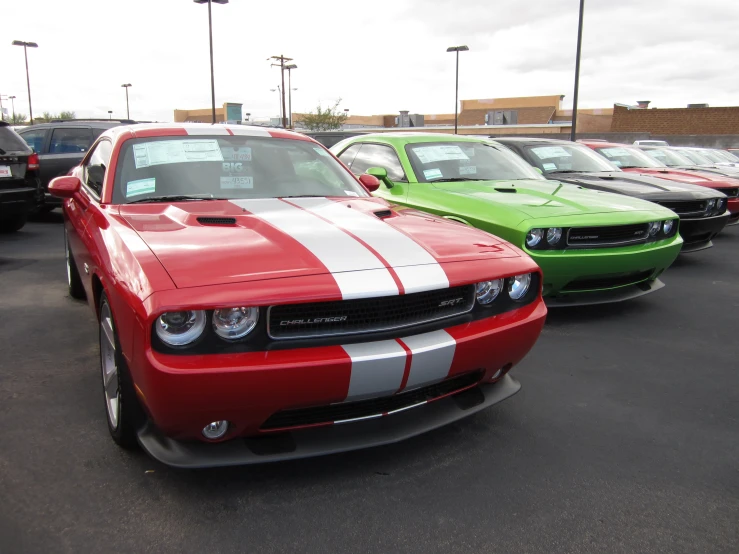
[17,119,133,212]
[0,121,40,233]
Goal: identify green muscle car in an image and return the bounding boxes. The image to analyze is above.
[330,133,683,306]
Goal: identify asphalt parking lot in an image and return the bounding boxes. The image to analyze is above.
[1,214,738,554]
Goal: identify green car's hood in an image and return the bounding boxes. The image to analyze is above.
[431,179,666,219]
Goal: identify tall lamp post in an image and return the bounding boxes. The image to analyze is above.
[285,64,297,128]
[9,96,16,122]
[446,45,469,134]
[194,0,229,124]
[570,0,585,142]
[270,87,282,121]
[12,40,38,124]
[121,83,132,119]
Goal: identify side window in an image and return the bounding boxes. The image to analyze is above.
[350,144,406,181]
[19,128,48,153]
[49,127,93,154]
[337,144,361,170]
[84,140,113,197]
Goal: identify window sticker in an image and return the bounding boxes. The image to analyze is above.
[542,162,557,171]
[530,146,572,160]
[221,146,252,161]
[220,176,254,189]
[414,145,469,164]
[459,165,477,175]
[313,147,331,157]
[133,140,224,169]
[126,178,156,197]
[600,147,630,158]
[423,168,443,180]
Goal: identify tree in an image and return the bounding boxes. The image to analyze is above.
[10,113,28,125]
[58,111,76,120]
[37,111,76,122]
[298,99,348,131]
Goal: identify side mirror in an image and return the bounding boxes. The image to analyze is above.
[358,173,380,192]
[48,176,82,198]
[366,166,393,189]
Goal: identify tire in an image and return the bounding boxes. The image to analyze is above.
[98,292,144,449]
[0,214,28,233]
[64,230,86,300]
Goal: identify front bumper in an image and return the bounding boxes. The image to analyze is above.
[726,198,739,226]
[131,301,546,466]
[0,187,35,217]
[679,213,730,252]
[529,236,682,300]
[137,374,521,469]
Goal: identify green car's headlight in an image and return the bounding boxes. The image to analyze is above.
[546,227,563,246]
[526,228,544,247]
[475,279,504,305]
[648,221,661,237]
[663,220,674,235]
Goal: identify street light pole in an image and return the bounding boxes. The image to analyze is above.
[285,64,297,128]
[194,0,229,124]
[9,96,16,122]
[269,55,293,128]
[12,40,38,124]
[446,45,469,135]
[121,84,132,119]
[570,0,585,142]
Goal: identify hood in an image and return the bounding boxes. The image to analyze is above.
[674,165,739,177]
[621,168,739,191]
[430,178,663,219]
[548,171,725,201]
[119,197,519,289]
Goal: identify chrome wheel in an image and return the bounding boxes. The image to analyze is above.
[99,301,120,429]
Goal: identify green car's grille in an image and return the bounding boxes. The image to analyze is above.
[566,223,650,248]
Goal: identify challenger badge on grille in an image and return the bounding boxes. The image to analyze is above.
[280,316,348,326]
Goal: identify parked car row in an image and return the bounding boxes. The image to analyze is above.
[16,122,739,469]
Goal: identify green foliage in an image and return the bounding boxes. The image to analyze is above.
[299,99,348,132]
[36,111,77,122]
[10,113,28,125]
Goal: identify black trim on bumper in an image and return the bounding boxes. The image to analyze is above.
[136,375,521,469]
[0,187,35,216]
[546,278,665,308]
[679,213,729,250]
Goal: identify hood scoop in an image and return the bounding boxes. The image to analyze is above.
[494,187,517,193]
[374,209,392,219]
[197,216,237,226]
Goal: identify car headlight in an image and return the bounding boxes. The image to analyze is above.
[716,199,726,213]
[155,310,207,346]
[475,279,504,305]
[508,274,532,301]
[526,228,544,248]
[648,221,661,237]
[663,220,674,235]
[707,199,716,210]
[212,307,259,340]
[546,227,563,246]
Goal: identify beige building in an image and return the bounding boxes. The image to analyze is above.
[174,103,243,123]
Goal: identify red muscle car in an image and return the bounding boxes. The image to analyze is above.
[50,123,546,468]
[582,141,739,226]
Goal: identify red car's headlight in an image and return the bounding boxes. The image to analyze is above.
[212,307,259,340]
[155,310,207,346]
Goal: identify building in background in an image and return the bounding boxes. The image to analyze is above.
[174,102,243,123]
[611,103,739,135]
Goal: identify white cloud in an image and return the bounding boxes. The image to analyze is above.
[1,0,737,123]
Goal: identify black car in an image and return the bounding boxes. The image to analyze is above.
[17,119,132,212]
[0,121,40,233]
[495,137,729,253]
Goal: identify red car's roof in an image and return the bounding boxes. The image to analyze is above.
[101,123,314,143]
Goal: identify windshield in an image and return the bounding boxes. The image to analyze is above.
[0,125,32,154]
[405,141,544,183]
[113,136,367,204]
[594,146,665,168]
[525,143,619,173]
[642,147,694,167]
[677,149,713,166]
[714,150,739,162]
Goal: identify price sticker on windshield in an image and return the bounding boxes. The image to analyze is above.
[221,175,254,189]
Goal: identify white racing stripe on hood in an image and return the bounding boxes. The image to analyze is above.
[288,197,449,294]
[230,198,398,299]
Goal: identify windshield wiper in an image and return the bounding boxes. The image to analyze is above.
[279,195,324,198]
[127,194,224,204]
[432,177,485,182]
[550,170,588,174]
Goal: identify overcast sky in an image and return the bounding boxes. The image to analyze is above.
[2,0,738,122]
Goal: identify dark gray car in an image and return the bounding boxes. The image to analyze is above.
[17,119,132,211]
[0,121,40,232]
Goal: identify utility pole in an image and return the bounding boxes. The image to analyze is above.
[570,0,585,142]
[269,55,292,128]
[285,64,297,128]
[9,96,16,122]
[0,95,5,122]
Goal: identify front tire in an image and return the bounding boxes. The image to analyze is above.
[64,230,86,300]
[0,214,28,233]
[99,293,143,449]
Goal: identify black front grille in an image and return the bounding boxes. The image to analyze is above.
[268,284,475,339]
[261,370,485,430]
[718,188,739,198]
[563,270,655,292]
[567,223,649,248]
[656,200,707,216]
